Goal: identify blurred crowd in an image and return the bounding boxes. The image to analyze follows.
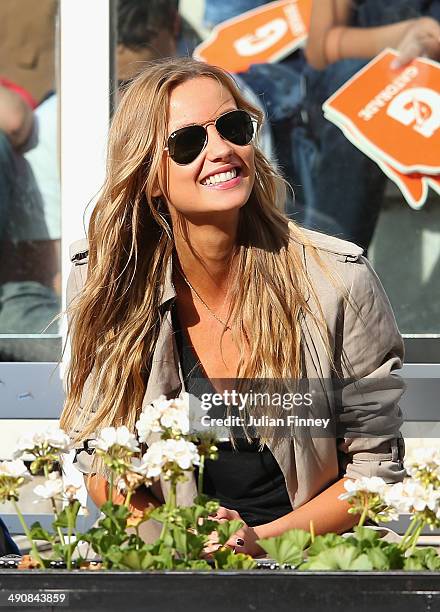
[0,0,439,350]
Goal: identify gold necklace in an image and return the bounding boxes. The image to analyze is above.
[176,258,235,331]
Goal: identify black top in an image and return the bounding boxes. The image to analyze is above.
[172,302,292,527]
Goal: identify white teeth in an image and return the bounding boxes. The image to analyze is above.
[202,168,237,185]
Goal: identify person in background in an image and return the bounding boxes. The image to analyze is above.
[0,0,59,360]
[299,0,440,252]
[0,83,59,357]
[0,0,57,105]
[117,0,201,83]
[0,83,35,236]
[202,0,268,30]
[0,517,20,556]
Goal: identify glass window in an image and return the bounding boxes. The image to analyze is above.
[0,0,61,362]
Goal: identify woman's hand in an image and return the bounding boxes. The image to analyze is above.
[205,506,265,558]
[392,17,440,68]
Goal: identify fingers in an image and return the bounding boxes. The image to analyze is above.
[392,40,422,69]
[392,19,440,69]
[211,506,241,520]
[225,528,246,549]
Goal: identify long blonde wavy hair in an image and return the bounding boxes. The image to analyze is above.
[60,57,341,446]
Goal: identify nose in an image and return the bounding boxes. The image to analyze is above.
[204,123,234,161]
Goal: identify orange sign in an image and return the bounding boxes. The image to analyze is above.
[336,122,439,209]
[193,0,312,73]
[323,49,440,208]
[324,49,440,175]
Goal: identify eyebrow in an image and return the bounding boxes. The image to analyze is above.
[168,105,238,134]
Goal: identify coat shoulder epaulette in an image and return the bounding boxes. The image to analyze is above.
[69,238,89,265]
[299,227,364,262]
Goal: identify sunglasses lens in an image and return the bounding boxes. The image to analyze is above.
[168,125,207,165]
[216,110,255,146]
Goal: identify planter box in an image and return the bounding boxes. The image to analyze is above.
[0,570,439,612]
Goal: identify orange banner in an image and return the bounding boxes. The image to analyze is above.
[324,49,440,174]
[194,0,312,73]
[324,49,440,208]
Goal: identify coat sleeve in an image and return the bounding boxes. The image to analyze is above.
[337,255,406,483]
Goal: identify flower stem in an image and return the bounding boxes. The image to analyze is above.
[407,520,425,555]
[357,494,369,527]
[43,465,65,548]
[12,500,45,568]
[198,455,205,496]
[309,520,315,543]
[66,507,73,571]
[399,517,419,551]
[108,472,114,504]
[160,482,177,542]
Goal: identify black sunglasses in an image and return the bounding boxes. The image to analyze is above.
[164,109,257,165]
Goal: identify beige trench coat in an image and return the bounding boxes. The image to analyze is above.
[66,228,406,536]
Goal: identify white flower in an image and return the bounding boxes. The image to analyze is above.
[117,478,128,494]
[165,438,200,471]
[43,426,70,452]
[405,447,440,482]
[95,426,139,453]
[406,447,440,469]
[0,459,31,480]
[339,476,388,500]
[136,395,189,442]
[14,426,70,458]
[384,480,440,516]
[13,432,44,459]
[140,438,200,479]
[128,456,151,477]
[33,472,64,500]
[141,443,167,478]
[188,393,224,440]
[382,482,410,514]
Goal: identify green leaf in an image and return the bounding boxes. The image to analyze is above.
[366,547,390,570]
[305,545,373,570]
[215,520,243,545]
[404,555,425,571]
[169,524,205,558]
[29,521,52,542]
[119,549,155,571]
[183,559,211,570]
[404,547,440,571]
[212,548,256,569]
[148,506,168,524]
[307,533,346,556]
[350,553,374,571]
[426,552,440,571]
[52,508,68,530]
[284,529,311,551]
[256,536,305,566]
[179,504,210,527]
[212,547,230,569]
[51,500,83,531]
[381,544,404,570]
[352,526,382,543]
[224,553,256,570]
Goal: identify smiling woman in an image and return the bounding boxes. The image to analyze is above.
[60,57,405,558]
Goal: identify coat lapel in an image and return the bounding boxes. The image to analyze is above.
[141,259,198,506]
